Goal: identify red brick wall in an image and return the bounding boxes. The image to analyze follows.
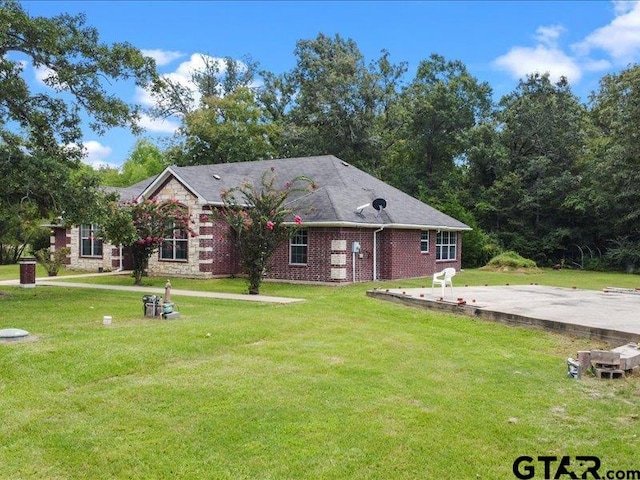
[377,229,458,280]
[123,209,463,283]
[379,229,430,280]
[264,226,462,283]
[53,227,71,265]
[198,210,240,275]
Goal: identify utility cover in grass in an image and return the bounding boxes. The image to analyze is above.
[0,328,30,341]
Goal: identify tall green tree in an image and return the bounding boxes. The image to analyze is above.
[283,34,406,171]
[472,74,590,262]
[170,87,280,166]
[152,55,277,166]
[587,65,640,243]
[1,0,158,157]
[383,54,493,197]
[0,0,160,242]
[152,55,259,118]
[99,139,168,187]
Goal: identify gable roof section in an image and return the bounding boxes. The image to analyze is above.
[104,177,156,203]
[133,155,470,231]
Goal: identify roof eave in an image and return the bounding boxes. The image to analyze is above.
[140,166,208,204]
[282,221,472,231]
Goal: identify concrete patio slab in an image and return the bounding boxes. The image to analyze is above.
[367,285,640,345]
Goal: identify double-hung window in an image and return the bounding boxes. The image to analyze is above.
[161,225,188,261]
[420,231,430,253]
[436,231,457,261]
[80,224,103,257]
[289,229,308,265]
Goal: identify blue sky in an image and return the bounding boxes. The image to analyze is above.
[18,0,640,168]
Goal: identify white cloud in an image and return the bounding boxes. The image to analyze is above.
[494,1,640,84]
[81,140,117,169]
[141,49,185,66]
[573,1,640,63]
[493,44,582,83]
[138,113,180,134]
[535,25,566,47]
[613,0,637,15]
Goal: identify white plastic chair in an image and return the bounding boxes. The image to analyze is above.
[432,267,456,298]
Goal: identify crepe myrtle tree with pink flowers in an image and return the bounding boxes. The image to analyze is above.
[220,168,315,294]
[102,197,196,285]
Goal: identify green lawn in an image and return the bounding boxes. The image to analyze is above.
[1,267,639,479]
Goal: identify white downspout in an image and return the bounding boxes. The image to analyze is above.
[373,226,384,281]
[352,250,356,283]
[118,245,123,271]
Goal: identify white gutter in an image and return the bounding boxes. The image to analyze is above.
[373,226,385,281]
[281,221,472,231]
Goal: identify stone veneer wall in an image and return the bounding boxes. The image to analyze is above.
[146,177,203,277]
[67,226,113,272]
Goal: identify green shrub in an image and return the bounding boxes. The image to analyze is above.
[34,247,70,276]
[604,236,640,273]
[483,250,538,270]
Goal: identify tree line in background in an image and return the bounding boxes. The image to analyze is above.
[103,33,640,272]
[2,1,639,272]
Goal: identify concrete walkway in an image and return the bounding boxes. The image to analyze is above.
[1,272,303,304]
[368,285,640,345]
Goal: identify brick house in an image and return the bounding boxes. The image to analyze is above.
[53,155,470,283]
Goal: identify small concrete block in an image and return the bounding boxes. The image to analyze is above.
[590,350,621,367]
[612,343,640,370]
[595,368,625,379]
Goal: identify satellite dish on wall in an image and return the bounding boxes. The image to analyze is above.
[372,198,387,211]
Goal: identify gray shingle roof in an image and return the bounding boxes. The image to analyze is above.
[136,155,469,231]
[104,177,156,203]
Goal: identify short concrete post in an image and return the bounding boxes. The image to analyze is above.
[164,280,172,304]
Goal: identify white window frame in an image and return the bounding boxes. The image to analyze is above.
[160,225,188,261]
[436,231,457,261]
[420,231,430,253]
[289,229,308,265]
[80,224,103,257]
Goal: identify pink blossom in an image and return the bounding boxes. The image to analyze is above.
[285,182,291,189]
[294,215,302,225]
[266,220,275,230]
